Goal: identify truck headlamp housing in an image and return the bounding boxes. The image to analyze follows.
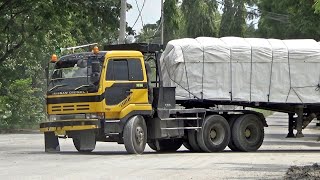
[48,113,104,121]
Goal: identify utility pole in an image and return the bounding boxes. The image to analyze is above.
[161,0,164,45]
[119,0,127,44]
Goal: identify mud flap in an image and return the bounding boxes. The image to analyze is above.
[44,132,60,152]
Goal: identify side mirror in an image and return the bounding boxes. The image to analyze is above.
[91,61,100,73]
[90,61,101,84]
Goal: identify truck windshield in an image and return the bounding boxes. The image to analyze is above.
[47,53,105,94]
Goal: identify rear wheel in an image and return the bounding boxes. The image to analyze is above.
[231,114,264,152]
[228,115,241,151]
[187,130,202,152]
[148,139,183,152]
[197,115,230,152]
[123,115,147,154]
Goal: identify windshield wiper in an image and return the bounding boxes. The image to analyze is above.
[48,84,67,92]
[74,84,93,91]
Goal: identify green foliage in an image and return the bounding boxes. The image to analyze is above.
[258,0,320,40]
[315,0,320,13]
[0,0,120,130]
[219,0,258,37]
[163,0,182,44]
[181,0,219,38]
[0,79,44,129]
[136,22,161,43]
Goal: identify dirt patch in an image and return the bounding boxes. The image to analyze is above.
[284,163,320,180]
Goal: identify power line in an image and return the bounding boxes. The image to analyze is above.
[216,0,290,23]
[131,0,146,29]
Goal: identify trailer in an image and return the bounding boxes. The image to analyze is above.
[40,38,320,154]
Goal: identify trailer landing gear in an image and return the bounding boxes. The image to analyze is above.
[295,106,304,138]
[286,113,295,138]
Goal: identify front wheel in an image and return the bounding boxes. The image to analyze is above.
[123,115,147,154]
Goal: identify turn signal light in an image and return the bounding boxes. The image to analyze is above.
[51,54,58,63]
[93,46,99,54]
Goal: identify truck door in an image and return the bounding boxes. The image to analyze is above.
[104,58,149,118]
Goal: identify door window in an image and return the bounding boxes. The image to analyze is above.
[106,59,143,81]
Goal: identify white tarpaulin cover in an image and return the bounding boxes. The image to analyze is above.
[160,37,320,103]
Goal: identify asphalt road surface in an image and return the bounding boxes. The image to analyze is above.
[0,113,320,180]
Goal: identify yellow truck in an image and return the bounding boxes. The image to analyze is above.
[40,42,319,154]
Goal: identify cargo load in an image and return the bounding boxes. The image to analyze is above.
[160,37,320,104]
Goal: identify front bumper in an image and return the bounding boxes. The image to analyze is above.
[40,119,101,134]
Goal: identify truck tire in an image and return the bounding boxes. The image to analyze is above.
[231,114,264,152]
[123,115,147,154]
[187,130,202,152]
[73,138,96,153]
[228,115,241,152]
[183,141,193,151]
[197,115,230,152]
[148,139,183,152]
[72,130,96,153]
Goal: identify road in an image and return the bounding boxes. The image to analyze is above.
[0,113,320,180]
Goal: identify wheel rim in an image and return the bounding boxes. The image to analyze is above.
[209,125,225,145]
[244,124,258,143]
[135,126,144,145]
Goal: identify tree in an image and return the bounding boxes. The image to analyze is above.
[181,0,219,38]
[163,0,181,44]
[315,0,320,13]
[136,22,161,43]
[219,0,257,37]
[0,0,121,130]
[258,0,320,40]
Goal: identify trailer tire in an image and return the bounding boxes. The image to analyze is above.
[188,130,202,152]
[231,114,264,152]
[228,116,241,152]
[123,115,147,154]
[148,139,183,152]
[197,115,230,152]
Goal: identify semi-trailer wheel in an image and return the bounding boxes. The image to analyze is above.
[197,115,231,152]
[231,114,264,152]
[148,139,183,152]
[123,115,147,154]
[228,115,241,152]
[72,130,96,153]
[187,130,202,152]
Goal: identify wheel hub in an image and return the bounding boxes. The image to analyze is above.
[210,129,217,140]
[245,128,251,138]
[135,127,144,144]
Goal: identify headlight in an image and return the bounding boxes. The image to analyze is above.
[48,115,57,121]
[85,113,104,119]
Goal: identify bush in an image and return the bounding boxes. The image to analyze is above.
[0,78,44,131]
